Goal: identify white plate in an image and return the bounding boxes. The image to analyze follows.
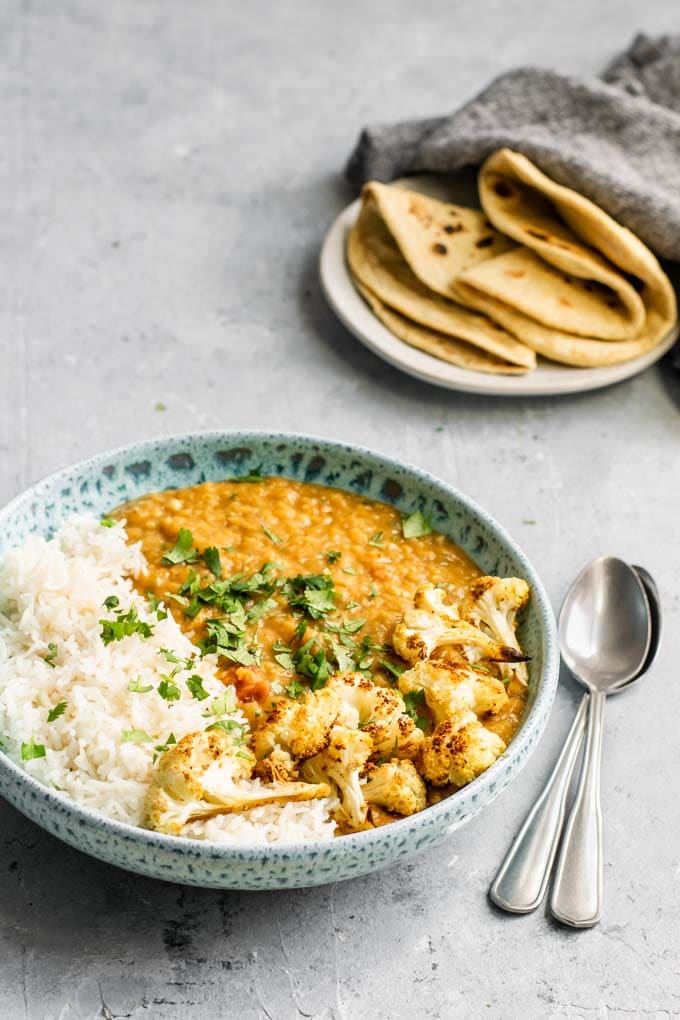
[319,179,678,397]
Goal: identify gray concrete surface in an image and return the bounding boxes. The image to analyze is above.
[1,1,679,1017]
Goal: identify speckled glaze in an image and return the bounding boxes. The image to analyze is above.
[0,431,559,889]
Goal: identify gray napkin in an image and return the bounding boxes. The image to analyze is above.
[346,34,680,262]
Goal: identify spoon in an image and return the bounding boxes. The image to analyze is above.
[490,560,658,917]
[549,556,651,927]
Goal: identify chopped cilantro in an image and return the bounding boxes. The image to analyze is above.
[285,679,306,699]
[327,550,342,564]
[100,606,154,645]
[43,642,58,667]
[402,510,432,539]
[21,738,46,761]
[158,677,181,701]
[247,596,277,623]
[202,546,222,578]
[103,595,120,611]
[292,639,331,690]
[47,701,68,722]
[343,617,366,634]
[369,583,378,599]
[162,528,198,565]
[159,648,182,664]
[232,468,265,483]
[341,565,357,576]
[273,644,295,671]
[121,729,153,743]
[261,524,283,545]
[206,718,242,735]
[128,676,153,693]
[285,573,337,619]
[205,691,237,717]
[402,688,429,730]
[155,401,166,412]
[380,659,406,682]
[146,592,168,620]
[100,516,116,528]
[368,532,384,546]
[186,675,210,701]
[153,733,177,759]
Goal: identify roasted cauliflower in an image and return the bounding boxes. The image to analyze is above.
[301,724,373,829]
[418,718,506,787]
[398,659,508,727]
[326,672,424,759]
[459,576,530,683]
[144,730,330,835]
[363,759,427,816]
[251,684,341,763]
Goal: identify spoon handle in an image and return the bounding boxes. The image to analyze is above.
[489,694,588,913]
[550,688,606,927]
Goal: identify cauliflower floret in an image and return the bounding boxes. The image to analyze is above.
[326,672,424,760]
[393,600,528,668]
[459,576,530,683]
[301,724,373,829]
[399,660,508,727]
[363,759,427,816]
[418,719,506,787]
[251,685,341,763]
[144,730,329,835]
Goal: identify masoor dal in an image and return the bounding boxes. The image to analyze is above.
[115,478,527,744]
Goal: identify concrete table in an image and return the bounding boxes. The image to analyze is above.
[1,2,678,1017]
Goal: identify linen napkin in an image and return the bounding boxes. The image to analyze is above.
[346,34,680,263]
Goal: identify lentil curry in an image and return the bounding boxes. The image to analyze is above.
[114,475,529,834]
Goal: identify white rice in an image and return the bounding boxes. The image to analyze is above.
[0,515,335,844]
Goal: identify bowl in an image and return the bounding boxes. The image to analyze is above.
[0,431,559,889]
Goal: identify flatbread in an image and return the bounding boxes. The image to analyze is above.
[470,149,676,358]
[347,197,535,370]
[355,281,531,376]
[362,181,515,298]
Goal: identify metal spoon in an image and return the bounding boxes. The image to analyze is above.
[490,560,658,917]
[549,557,651,927]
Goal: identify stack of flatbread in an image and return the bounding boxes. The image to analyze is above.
[347,149,677,375]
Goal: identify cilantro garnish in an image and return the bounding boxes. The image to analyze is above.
[103,595,120,611]
[327,550,342,564]
[285,679,306,699]
[47,701,67,722]
[21,738,46,761]
[205,718,242,735]
[100,605,154,645]
[292,639,331,690]
[232,468,265,483]
[162,528,198,565]
[285,573,337,619]
[205,691,237,717]
[380,659,405,682]
[341,565,356,576]
[203,546,222,578]
[121,729,153,743]
[402,510,432,539]
[158,677,181,701]
[273,644,295,671]
[146,592,168,620]
[261,524,283,545]
[368,532,384,546]
[100,516,116,528]
[154,733,177,754]
[402,689,429,730]
[43,642,58,668]
[369,583,378,599]
[128,676,153,693]
[186,675,210,701]
[342,617,366,634]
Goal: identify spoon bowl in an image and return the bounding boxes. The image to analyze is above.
[559,556,651,693]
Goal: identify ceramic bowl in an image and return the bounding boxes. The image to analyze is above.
[0,431,559,889]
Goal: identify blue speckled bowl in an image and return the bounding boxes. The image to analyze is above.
[0,431,558,889]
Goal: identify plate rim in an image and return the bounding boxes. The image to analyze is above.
[319,193,678,397]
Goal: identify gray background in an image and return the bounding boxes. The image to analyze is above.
[1,1,679,1018]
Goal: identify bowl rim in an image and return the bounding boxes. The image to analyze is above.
[0,428,560,860]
